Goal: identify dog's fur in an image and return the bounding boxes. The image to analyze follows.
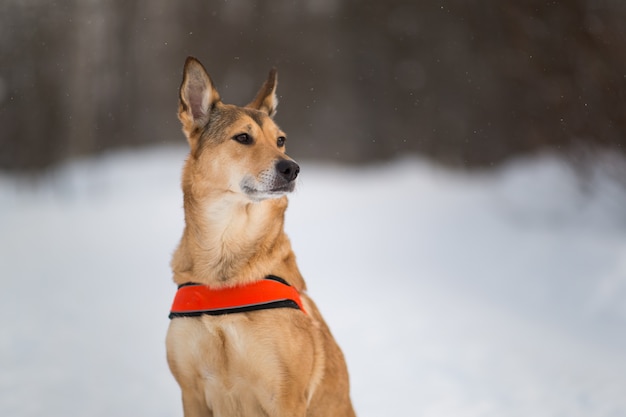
[166,57,356,417]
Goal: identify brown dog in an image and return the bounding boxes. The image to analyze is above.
[166,57,356,417]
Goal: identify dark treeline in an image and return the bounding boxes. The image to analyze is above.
[1,0,625,171]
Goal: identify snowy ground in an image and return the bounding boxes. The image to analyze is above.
[1,146,625,417]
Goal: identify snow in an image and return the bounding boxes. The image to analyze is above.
[1,146,625,417]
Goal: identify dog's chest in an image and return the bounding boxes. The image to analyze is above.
[202,322,276,413]
[168,315,290,414]
[201,318,281,379]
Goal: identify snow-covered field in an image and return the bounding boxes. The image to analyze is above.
[1,146,625,417]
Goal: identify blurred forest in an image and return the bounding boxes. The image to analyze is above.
[1,0,625,171]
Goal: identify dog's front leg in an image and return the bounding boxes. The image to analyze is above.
[270,402,307,417]
[267,387,310,417]
[181,391,213,417]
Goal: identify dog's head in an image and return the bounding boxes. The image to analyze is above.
[178,57,299,202]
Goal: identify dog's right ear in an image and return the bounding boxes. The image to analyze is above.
[178,57,221,137]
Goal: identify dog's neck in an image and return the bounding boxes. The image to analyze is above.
[171,190,305,291]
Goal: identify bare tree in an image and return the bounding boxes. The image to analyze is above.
[1,0,625,171]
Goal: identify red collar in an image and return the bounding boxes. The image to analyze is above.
[169,276,306,319]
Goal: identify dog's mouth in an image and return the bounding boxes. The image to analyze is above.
[241,182,296,201]
[240,180,296,201]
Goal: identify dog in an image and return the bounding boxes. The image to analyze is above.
[166,57,356,417]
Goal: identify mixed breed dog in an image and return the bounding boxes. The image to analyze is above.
[165,57,356,416]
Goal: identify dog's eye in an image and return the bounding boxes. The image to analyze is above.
[233,133,253,145]
[277,136,286,147]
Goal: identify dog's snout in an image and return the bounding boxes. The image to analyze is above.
[276,159,300,182]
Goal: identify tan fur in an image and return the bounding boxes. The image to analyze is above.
[166,57,356,417]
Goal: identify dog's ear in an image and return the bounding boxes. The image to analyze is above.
[178,57,221,135]
[247,68,278,117]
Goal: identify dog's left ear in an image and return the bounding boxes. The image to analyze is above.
[247,68,278,117]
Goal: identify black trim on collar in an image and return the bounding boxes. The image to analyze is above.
[177,275,292,289]
[168,299,300,319]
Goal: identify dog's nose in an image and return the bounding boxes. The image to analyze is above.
[276,159,300,182]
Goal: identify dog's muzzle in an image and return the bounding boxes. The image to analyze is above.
[240,159,300,201]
